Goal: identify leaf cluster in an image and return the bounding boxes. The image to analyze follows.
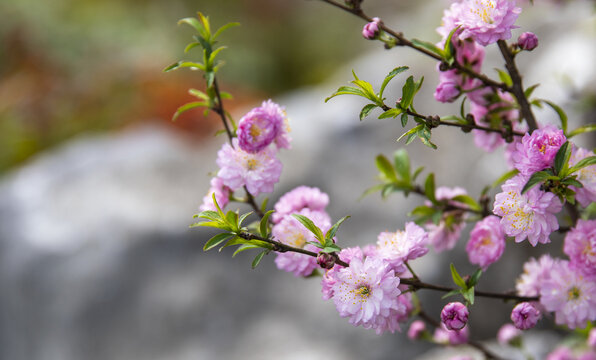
[292,214,350,254]
[442,264,482,305]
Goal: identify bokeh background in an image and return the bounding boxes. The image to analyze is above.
[1,0,595,359]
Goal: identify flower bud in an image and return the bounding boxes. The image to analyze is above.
[517,32,538,51]
[511,302,541,330]
[317,252,335,269]
[497,324,522,346]
[434,81,459,103]
[407,320,426,340]
[362,17,381,40]
[441,302,469,331]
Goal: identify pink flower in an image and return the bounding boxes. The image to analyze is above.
[516,254,556,297]
[588,328,596,349]
[497,324,522,346]
[456,0,521,46]
[272,186,329,223]
[362,17,381,39]
[546,347,576,360]
[511,125,567,176]
[564,219,596,277]
[331,256,405,334]
[434,77,460,103]
[540,260,596,329]
[426,186,468,252]
[273,209,331,277]
[517,32,538,50]
[408,320,427,340]
[236,100,290,153]
[321,246,365,300]
[433,323,469,345]
[216,140,282,196]
[569,147,596,207]
[441,302,469,330]
[511,302,541,330]
[199,176,231,212]
[493,175,562,246]
[466,215,506,270]
[376,222,429,267]
[469,91,522,152]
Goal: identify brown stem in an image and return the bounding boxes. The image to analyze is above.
[497,40,538,133]
[212,77,234,144]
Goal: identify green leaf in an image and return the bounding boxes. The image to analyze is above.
[463,286,475,305]
[521,171,554,194]
[259,210,275,238]
[225,210,239,230]
[424,173,437,204]
[542,100,568,134]
[178,17,204,34]
[359,104,377,121]
[554,141,571,176]
[188,88,210,101]
[400,76,416,110]
[232,243,262,257]
[260,197,269,213]
[376,154,397,182]
[492,169,519,188]
[411,39,444,58]
[205,71,215,88]
[468,269,482,287]
[292,214,325,243]
[190,220,230,230]
[412,166,424,182]
[393,149,411,183]
[524,84,540,98]
[568,156,596,175]
[567,124,596,138]
[360,184,386,199]
[397,124,423,143]
[441,290,461,300]
[451,195,481,211]
[163,61,206,73]
[325,215,350,245]
[443,27,459,62]
[320,244,342,253]
[196,210,220,221]
[325,86,366,103]
[251,250,267,269]
[417,128,437,149]
[450,263,467,289]
[172,101,209,121]
[379,66,409,98]
[204,233,234,251]
[495,68,513,87]
[184,42,201,53]
[208,46,228,66]
[213,22,240,40]
[378,108,403,119]
[351,78,381,105]
[400,113,408,127]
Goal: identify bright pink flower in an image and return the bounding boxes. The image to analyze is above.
[408,320,426,340]
[199,176,231,212]
[434,76,460,103]
[456,0,521,46]
[540,260,596,329]
[564,219,596,277]
[466,215,506,270]
[517,32,538,50]
[273,209,331,277]
[441,302,469,330]
[272,186,329,223]
[216,140,282,196]
[493,175,562,246]
[497,324,522,346]
[362,17,381,39]
[516,254,556,297]
[236,100,290,153]
[511,302,541,330]
[511,125,567,176]
[376,222,429,266]
[321,246,365,300]
[569,147,596,207]
[331,256,405,334]
[433,323,469,345]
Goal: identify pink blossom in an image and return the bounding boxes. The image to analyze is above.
[426,186,468,252]
[516,254,556,297]
[331,256,405,334]
[441,302,469,330]
[564,219,596,277]
[216,140,282,196]
[466,215,506,270]
[569,147,596,207]
[588,328,596,349]
[539,260,596,329]
[469,91,522,152]
[408,320,426,340]
[546,347,576,360]
[493,174,562,246]
[497,324,522,346]
[199,176,231,212]
[517,32,538,51]
[362,17,381,39]
[273,209,331,277]
[511,302,541,330]
[433,323,469,345]
[321,246,364,300]
[580,352,596,360]
[376,222,429,267]
[434,77,460,103]
[272,186,329,223]
[511,125,567,176]
[456,0,521,46]
[236,100,290,153]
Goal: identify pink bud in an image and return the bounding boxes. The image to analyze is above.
[362,17,381,40]
[317,252,335,269]
[517,32,538,51]
[441,302,469,331]
[511,302,541,330]
[497,324,522,346]
[407,320,426,340]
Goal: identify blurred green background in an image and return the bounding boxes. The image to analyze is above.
[0,0,416,174]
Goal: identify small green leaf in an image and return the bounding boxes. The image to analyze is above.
[376,154,398,182]
[567,124,596,139]
[450,263,467,289]
[378,108,403,119]
[204,233,234,251]
[463,286,475,305]
[360,104,377,121]
[443,27,459,62]
[260,197,269,213]
[172,101,209,121]
[213,22,240,40]
[232,243,262,257]
[251,250,267,269]
[196,210,220,221]
[495,68,513,87]
[163,61,206,73]
[325,215,350,245]
[292,214,325,243]
[400,113,408,127]
[541,100,568,134]
[521,171,554,194]
[379,66,409,98]
[451,195,481,211]
[412,166,424,182]
[524,84,540,98]
[411,39,444,58]
[178,17,204,34]
[468,269,482,287]
[441,290,461,300]
[238,211,253,227]
[554,141,571,176]
[320,244,342,253]
[424,173,437,204]
[188,88,210,101]
[205,71,215,88]
[568,156,596,175]
[400,76,416,110]
[351,78,381,105]
[225,210,239,230]
[492,169,519,188]
[393,149,411,183]
[397,124,423,142]
[259,210,275,238]
[325,86,366,103]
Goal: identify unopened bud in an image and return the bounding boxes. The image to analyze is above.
[362,17,381,40]
[441,302,469,331]
[439,62,450,72]
[517,32,538,51]
[317,252,336,269]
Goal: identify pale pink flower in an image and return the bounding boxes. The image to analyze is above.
[272,186,329,223]
[546,347,576,360]
[470,91,522,152]
[376,222,429,266]
[497,324,522,346]
[540,260,596,329]
[236,100,290,153]
[516,254,556,297]
[493,174,562,246]
[466,215,506,270]
[456,0,521,46]
[588,328,596,349]
[408,320,426,340]
[216,140,282,196]
[569,147,596,207]
[331,256,405,334]
[511,125,566,176]
[564,219,596,277]
[321,246,365,300]
[511,302,541,330]
[433,323,469,345]
[199,176,231,212]
[426,187,468,252]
